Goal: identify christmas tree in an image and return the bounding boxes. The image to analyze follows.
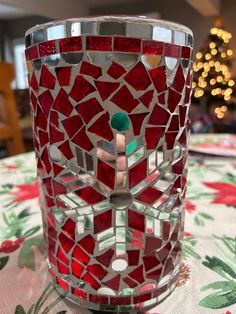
[192,18,235,120]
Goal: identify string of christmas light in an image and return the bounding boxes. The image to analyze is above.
[192,20,235,119]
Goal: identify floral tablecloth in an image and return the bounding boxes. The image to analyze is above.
[0,141,236,314]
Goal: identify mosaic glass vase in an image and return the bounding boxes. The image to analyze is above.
[25,16,193,313]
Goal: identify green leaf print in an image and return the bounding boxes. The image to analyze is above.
[200,235,236,309]
[183,236,201,260]
[0,256,9,270]
[14,283,67,314]
[18,235,45,270]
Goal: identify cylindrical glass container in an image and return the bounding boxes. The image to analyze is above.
[25,16,193,313]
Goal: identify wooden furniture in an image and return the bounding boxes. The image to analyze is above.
[0,62,25,156]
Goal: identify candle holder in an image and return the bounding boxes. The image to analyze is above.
[25,16,193,313]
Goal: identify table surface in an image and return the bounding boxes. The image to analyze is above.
[0,135,236,314]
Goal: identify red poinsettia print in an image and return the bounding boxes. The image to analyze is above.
[2,164,18,170]
[10,181,39,203]
[184,232,193,238]
[185,199,197,213]
[0,238,24,253]
[204,182,236,206]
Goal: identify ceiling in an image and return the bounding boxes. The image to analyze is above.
[0,0,222,19]
[0,3,30,19]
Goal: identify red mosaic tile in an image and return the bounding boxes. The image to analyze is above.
[128,209,145,232]
[88,112,114,141]
[53,163,64,176]
[55,67,71,86]
[114,37,141,52]
[53,88,73,117]
[78,235,95,254]
[41,147,51,173]
[58,232,74,253]
[184,87,191,104]
[70,75,95,102]
[133,292,152,304]
[146,267,162,281]
[62,115,83,137]
[136,186,162,205]
[72,245,90,264]
[178,128,187,146]
[111,85,139,113]
[148,104,170,125]
[128,265,144,283]
[72,126,94,151]
[40,65,56,90]
[50,125,64,144]
[186,69,191,87]
[129,159,147,188]
[107,62,126,79]
[48,252,56,266]
[38,130,49,148]
[123,276,138,288]
[31,72,39,94]
[171,223,180,241]
[165,43,180,58]
[129,113,148,135]
[149,66,167,94]
[50,110,59,129]
[82,272,100,290]
[95,81,120,101]
[157,242,172,262]
[96,249,114,267]
[80,61,102,79]
[30,91,37,112]
[75,186,105,205]
[143,40,164,54]
[124,62,151,91]
[58,140,74,160]
[53,181,67,196]
[89,294,108,304]
[181,46,191,59]
[163,257,174,277]
[86,36,112,51]
[25,48,30,60]
[158,92,166,105]
[29,45,39,60]
[59,36,82,52]
[87,264,107,280]
[162,221,170,240]
[171,176,181,194]
[71,259,84,277]
[110,296,131,305]
[57,246,69,265]
[139,90,154,108]
[143,252,160,271]
[179,106,187,127]
[145,126,163,150]
[38,90,53,116]
[168,115,179,132]
[165,132,178,150]
[43,177,53,196]
[168,88,181,113]
[127,250,140,266]
[62,218,76,240]
[103,274,121,291]
[76,98,103,124]
[145,236,162,254]
[172,64,185,93]
[72,287,87,300]
[39,40,56,57]
[57,277,69,291]
[97,159,115,189]
[94,209,112,234]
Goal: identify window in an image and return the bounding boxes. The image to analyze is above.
[13,40,28,89]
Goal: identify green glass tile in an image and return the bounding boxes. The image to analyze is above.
[111,112,130,132]
[126,138,138,155]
